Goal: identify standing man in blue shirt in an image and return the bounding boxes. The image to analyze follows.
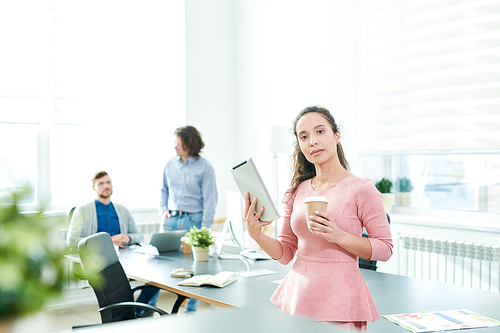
[66,171,142,249]
[136,125,218,316]
[160,125,218,231]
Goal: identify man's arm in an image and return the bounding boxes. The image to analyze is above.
[159,165,170,218]
[111,234,131,248]
[119,206,143,245]
[201,164,218,228]
[66,206,86,249]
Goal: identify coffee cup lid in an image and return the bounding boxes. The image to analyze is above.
[304,196,328,203]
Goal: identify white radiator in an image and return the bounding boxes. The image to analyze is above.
[398,233,500,292]
[137,220,161,244]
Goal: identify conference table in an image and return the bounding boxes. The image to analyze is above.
[68,248,500,332]
[116,248,292,309]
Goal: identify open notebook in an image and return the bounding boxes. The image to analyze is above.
[178,271,236,288]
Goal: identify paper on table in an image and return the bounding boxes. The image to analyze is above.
[143,245,159,259]
[236,269,276,277]
[383,309,500,333]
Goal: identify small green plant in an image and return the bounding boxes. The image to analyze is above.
[375,178,393,193]
[0,187,65,318]
[397,177,413,192]
[182,226,215,249]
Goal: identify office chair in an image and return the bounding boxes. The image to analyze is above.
[61,206,76,247]
[68,206,76,221]
[66,206,88,281]
[358,214,391,271]
[78,232,170,323]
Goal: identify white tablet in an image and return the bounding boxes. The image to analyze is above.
[231,157,280,222]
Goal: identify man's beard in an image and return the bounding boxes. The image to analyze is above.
[98,190,112,199]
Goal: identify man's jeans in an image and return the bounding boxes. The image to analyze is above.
[136,212,203,315]
[163,212,202,312]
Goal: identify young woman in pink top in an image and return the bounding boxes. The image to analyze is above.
[244,106,393,331]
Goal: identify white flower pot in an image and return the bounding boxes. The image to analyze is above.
[192,247,209,261]
[397,192,412,207]
[381,193,394,214]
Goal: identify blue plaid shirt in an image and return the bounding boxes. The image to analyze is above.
[160,156,218,227]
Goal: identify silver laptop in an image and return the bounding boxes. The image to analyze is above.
[149,230,187,253]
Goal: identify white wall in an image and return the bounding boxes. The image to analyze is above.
[234,1,359,162]
[185,0,359,219]
[185,0,238,219]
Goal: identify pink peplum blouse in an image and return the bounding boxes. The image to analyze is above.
[270,174,393,322]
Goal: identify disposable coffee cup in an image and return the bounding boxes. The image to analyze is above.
[304,196,328,230]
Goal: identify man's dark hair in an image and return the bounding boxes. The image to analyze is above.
[174,126,205,158]
[92,171,108,185]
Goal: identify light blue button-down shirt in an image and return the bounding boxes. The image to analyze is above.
[160,155,218,228]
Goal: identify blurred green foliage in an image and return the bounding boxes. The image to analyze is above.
[375,178,393,193]
[397,177,413,192]
[0,187,65,318]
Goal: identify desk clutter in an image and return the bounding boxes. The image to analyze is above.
[139,245,160,259]
[383,309,500,332]
[170,268,194,278]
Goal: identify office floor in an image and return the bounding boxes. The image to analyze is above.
[40,281,212,332]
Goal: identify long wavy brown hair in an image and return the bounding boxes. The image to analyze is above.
[175,126,205,158]
[284,106,349,202]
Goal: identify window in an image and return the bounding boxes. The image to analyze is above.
[0,123,38,205]
[358,0,500,216]
[0,1,186,210]
[362,154,500,214]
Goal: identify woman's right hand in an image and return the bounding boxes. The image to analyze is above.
[244,192,272,240]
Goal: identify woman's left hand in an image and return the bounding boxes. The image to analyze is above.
[308,211,344,243]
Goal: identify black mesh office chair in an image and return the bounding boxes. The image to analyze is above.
[358,214,391,271]
[78,232,170,323]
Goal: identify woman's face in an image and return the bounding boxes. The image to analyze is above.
[295,112,340,165]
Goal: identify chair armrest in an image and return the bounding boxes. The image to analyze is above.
[131,284,160,293]
[98,301,169,316]
[131,286,187,314]
[359,258,377,271]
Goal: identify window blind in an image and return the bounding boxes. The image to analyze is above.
[358,0,500,154]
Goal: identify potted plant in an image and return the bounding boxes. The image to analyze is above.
[374,178,394,214]
[396,177,413,207]
[182,226,215,261]
[0,188,65,329]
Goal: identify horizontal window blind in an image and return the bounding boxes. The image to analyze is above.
[358,0,500,154]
